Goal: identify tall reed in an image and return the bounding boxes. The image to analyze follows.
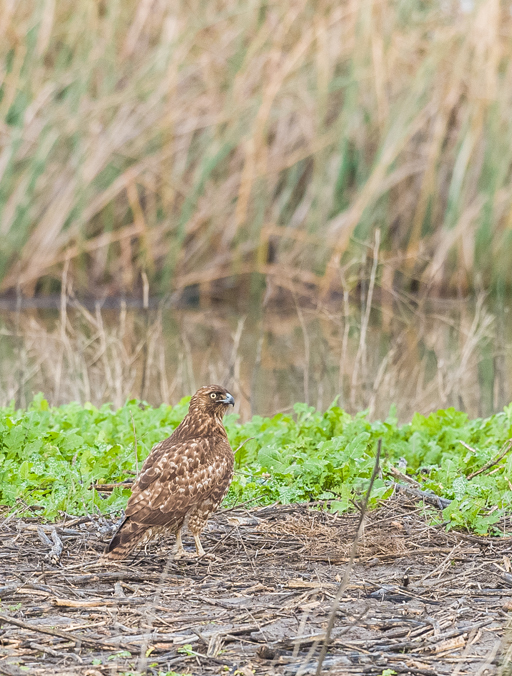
[1,0,511,298]
[0,293,503,422]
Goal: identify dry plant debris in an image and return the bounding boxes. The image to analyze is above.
[1,496,511,676]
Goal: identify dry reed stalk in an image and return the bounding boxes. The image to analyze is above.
[350,229,380,408]
[293,294,310,407]
[0,289,501,423]
[313,438,382,675]
[0,0,512,299]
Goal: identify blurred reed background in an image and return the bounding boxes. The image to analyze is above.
[0,290,506,422]
[1,0,511,300]
[1,0,512,419]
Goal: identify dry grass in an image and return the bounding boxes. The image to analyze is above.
[1,499,510,675]
[1,0,512,298]
[0,288,506,422]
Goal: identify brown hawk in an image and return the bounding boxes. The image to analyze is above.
[103,385,235,561]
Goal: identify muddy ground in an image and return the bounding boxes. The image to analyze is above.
[1,496,511,676]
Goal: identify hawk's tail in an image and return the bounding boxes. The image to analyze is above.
[100,517,149,561]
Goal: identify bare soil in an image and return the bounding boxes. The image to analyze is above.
[1,496,511,676]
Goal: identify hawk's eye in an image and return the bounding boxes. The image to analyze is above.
[210,392,217,399]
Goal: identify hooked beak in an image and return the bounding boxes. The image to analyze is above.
[220,393,235,406]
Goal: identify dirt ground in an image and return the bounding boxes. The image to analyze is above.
[1,496,511,676]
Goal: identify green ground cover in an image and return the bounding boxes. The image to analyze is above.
[1,395,511,535]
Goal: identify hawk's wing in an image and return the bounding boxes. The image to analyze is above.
[125,436,232,528]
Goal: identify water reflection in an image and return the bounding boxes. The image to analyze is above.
[0,294,507,422]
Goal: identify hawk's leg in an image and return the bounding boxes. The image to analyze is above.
[193,534,205,556]
[187,505,218,560]
[193,534,217,560]
[174,529,201,560]
[174,529,190,559]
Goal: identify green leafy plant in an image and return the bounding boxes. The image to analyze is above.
[176,644,197,657]
[7,604,22,612]
[107,650,132,660]
[1,395,512,534]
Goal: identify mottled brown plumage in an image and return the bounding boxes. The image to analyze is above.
[103,385,235,561]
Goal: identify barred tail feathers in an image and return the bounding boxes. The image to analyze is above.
[101,517,148,561]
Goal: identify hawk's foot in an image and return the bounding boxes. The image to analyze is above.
[174,548,199,560]
[172,532,217,561]
[173,529,197,560]
[198,551,218,561]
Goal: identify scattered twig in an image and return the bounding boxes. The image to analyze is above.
[0,663,26,676]
[459,440,478,454]
[393,483,451,509]
[234,437,255,455]
[36,526,52,546]
[388,465,420,487]
[48,527,63,562]
[467,439,512,480]
[28,642,82,663]
[36,526,63,562]
[314,438,382,675]
[92,481,134,492]
[418,543,463,584]
[0,492,509,673]
[0,613,130,650]
[371,618,494,653]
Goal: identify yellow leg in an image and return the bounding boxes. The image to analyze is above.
[193,534,205,557]
[174,529,187,559]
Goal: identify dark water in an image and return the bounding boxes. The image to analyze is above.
[0,293,508,422]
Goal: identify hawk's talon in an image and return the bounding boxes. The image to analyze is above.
[174,549,218,562]
[199,552,218,561]
[174,548,199,560]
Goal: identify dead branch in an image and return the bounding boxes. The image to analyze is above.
[393,483,451,509]
[0,613,131,650]
[314,438,382,675]
[467,439,512,480]
[48,527,63,562]
[388,465,420,487]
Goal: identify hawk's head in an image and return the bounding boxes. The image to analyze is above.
[189,385,235,419]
